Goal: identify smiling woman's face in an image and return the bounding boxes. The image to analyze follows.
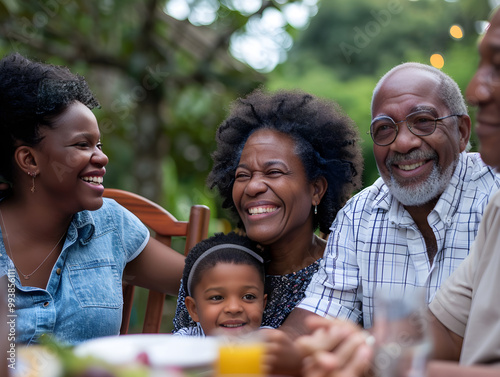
[31,101,108,213]
[466,10,500,171]
[232,129,317,247]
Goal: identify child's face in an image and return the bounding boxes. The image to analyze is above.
[185,262,267,336]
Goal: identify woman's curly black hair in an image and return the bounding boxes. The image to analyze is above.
[0,53,99,192]
[207,88,364,234]
[182,232,264,298]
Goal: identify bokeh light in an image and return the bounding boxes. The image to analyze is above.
[430,53,444,69]
[449,24,464,39]
[164,0,318,72]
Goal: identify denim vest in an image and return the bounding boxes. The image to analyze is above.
[0,198,149,345]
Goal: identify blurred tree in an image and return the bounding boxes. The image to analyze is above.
[291,0,489,80]
[0,0,282,225]
[268,0,492,186]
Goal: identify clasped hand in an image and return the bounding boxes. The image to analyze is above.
[260,316,373,377]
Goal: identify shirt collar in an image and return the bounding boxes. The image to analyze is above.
[432,152,469,224]
[67,210,96,244]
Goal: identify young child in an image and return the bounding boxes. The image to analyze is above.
[174,232,267,337]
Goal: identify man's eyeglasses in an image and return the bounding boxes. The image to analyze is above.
[369,111,464,146]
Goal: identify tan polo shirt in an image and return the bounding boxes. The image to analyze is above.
[429,190,500,365]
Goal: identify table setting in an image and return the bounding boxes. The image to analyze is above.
[12,333,267,377]
[9,301,500,377]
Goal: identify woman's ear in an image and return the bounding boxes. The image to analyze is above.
[185,296,200,323]
[14,145,38,175]
[312,176,328,205]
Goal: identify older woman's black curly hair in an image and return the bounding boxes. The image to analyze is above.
[0,53,99,191]
[207,88,364,234]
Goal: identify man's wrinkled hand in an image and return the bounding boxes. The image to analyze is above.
[296,316,374,377]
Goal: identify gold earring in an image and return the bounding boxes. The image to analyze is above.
[28,171,37,193]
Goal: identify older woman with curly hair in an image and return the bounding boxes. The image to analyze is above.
[173,88,363,334]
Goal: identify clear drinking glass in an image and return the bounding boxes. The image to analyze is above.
[215,332,265,377]
[371,287,433,377]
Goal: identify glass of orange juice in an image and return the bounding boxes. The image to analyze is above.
[216,333,265,377]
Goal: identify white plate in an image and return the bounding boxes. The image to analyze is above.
[74,334,218,368]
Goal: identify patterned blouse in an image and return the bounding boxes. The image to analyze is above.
[172,259,321,332]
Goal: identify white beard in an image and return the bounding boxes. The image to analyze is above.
[385,160,456,207]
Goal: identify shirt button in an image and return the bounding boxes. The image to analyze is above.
[56,268,62,275]
[43,302,50,307]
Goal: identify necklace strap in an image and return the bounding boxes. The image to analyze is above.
[0,209,66,280]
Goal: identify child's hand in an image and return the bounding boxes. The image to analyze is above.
[259,328,304,377]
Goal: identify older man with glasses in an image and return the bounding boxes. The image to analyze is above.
[279,62,500,341]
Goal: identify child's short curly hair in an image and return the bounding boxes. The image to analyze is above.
[182,232,264,297]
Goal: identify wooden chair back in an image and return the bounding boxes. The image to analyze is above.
[103,188,210,334]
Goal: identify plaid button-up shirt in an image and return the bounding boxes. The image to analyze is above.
[298,152,500,328]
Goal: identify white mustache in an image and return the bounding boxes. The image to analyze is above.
[386,150,437,168]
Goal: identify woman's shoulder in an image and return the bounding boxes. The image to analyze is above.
[75,198,147,235]
[101,197,126,210]
[90,197,137,219]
